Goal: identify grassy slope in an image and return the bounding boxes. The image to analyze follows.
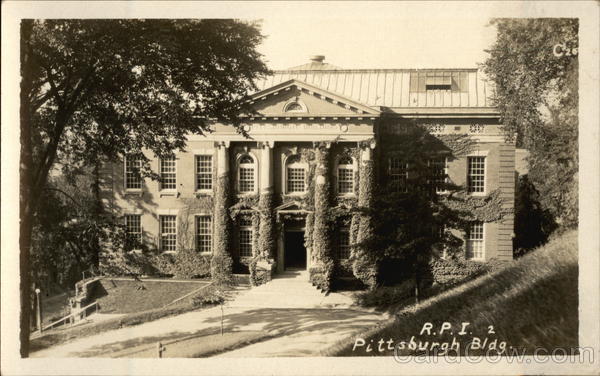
[330,230,578,356]
[30,283,224,353]
[95,279,209,313]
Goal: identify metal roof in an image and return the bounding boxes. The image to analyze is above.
[254,59,496,109]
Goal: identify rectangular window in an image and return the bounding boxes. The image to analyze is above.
[160,156,177,191]
[287,167,306,193]
[124,155,142,190]
[409,71,468,93]
[433,223,447,259]
[239,167,255,193]
[389,157,408,192]
[239,228,253,257]
[338,228,351,260]
[159,215,177,252]
[125,215,142,248]
[466,222,484,260]
[428,157,447,193]
[195,155,213,191]
[467,156,485,193]
[195,216,212,253]
[338,168,354,194]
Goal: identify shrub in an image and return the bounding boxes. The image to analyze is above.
[353,279,416,307]
[210,252,233,286]
[169,249,211,279]
[429,256,500,287]
[309,261,334,292]
[191,286,224,307]
[249,257,273,287]
[100,250,157,277]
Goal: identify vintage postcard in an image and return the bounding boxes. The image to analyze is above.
[1,1,598,375]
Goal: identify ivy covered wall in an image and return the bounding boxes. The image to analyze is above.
[103,115,514,291]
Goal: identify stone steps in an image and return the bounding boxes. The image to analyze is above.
[227,270,353,309]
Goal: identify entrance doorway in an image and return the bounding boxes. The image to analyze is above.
[284,231,306,270]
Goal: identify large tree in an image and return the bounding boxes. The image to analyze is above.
[19,19,269,357]
[482,18,578,228]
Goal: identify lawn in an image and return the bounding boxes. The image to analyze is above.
[326,230,578,356]
[94,279,210,313]
[40,292,72,325]
[30,283,226,354]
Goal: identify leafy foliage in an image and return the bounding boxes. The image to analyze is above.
[31,175,116,290]
[20,20,268,355]
[513,175,558,256]
[353,123,509,295]
[353,280,415,308]
[310,147,334,291]
[482,18,578,227]
[430,257,491,287]
[212,175,234,285]
[248,257,274,287]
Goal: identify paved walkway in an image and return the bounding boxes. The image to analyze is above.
[31,270,388,358]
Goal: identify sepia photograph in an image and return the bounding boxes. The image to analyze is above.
[1,1,599,375]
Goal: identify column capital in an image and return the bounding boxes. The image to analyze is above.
[261,140,275,149]
[216,140,230,148]
[358,139,377,150]
[312,140,332,150]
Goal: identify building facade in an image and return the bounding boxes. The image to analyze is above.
[100,56,515,285]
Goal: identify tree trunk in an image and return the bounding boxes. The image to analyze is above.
[414,260,421,305]
[19,19,34,358]
[91,161,102,268]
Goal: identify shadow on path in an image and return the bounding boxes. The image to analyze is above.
[206,307,379,337]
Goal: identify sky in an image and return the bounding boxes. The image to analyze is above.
[254,6,498,70]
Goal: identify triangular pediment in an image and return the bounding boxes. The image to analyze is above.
[275,201,305,212]
[249,79,379,117]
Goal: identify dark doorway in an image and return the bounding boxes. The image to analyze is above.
[284,231,306,270]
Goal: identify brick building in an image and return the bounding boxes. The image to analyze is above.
[100,56,515,282]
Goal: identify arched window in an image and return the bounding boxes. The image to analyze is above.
[238,154,256,193]
[337,156,355,195]
[284,100,307,113]
[285,155,306,194]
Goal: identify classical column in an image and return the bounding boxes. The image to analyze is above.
[258,141,275,261]
[211,141,233,283]
[354,140,378,289]
[217,141,230,177]
[358,141,376,208]
[311,142,333,291]
[260,141,274,194]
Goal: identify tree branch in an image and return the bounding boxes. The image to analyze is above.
[40,63,65,109]
[43,187,81,208]
[64,62,98,115]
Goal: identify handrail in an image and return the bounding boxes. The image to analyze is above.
[42,300,99,331]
